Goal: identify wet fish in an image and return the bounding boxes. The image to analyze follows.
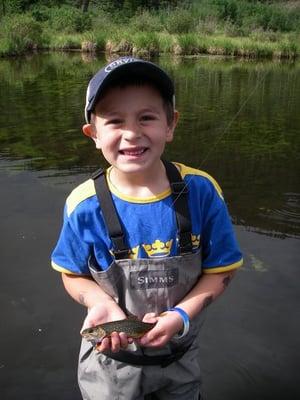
[81,318,156,345]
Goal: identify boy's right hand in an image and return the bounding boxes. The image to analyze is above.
[80,302,131,353]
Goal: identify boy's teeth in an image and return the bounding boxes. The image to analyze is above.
[123,149,145,155]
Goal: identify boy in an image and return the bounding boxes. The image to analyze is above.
[51,57,243,400]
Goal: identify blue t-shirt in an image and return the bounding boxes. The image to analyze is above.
[51,163,243,275]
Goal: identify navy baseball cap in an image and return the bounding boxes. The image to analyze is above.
[84,57,175,123]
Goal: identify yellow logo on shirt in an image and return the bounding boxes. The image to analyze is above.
[129,245,139,260]
[143,239,173,258]
[192,234,201,249]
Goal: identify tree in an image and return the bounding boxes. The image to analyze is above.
[76,0,90,12]
[1,0,6,16]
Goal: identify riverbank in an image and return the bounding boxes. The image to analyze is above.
[0,1,299,59]
[45,31,300,59]
[1,27,298,60]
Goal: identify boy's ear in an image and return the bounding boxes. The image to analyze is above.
[166,110,179,142]
[82,124,101,149]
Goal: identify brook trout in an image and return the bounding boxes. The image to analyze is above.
[81,318,156,344]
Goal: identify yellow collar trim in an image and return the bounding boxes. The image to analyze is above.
[106,167,172,204]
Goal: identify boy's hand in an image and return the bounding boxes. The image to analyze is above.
[138,311,183,348]
[81,302,131,353]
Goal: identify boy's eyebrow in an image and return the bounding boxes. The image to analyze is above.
[138,107,161,114]
[98,106,162,117]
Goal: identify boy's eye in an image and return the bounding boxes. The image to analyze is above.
[107,119,122,125]
[141,114,156,122]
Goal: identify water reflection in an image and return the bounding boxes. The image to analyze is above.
[2,53,299,237]
[0,53,299,400]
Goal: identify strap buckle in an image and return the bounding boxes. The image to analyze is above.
[111,234,129,259]
[179,231,193,254]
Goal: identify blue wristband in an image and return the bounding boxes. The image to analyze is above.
[167,307,190,339]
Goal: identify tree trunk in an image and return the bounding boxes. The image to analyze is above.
[76,0,90,13]
[1,0,6,16]
[82,0,90,12]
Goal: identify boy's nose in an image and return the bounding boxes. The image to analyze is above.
[122,124,142,141]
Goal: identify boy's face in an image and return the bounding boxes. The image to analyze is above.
[83,84,178,177]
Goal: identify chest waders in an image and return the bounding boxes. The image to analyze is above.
[78,161,203,400]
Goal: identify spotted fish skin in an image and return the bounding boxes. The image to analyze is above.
[81,318,156,344]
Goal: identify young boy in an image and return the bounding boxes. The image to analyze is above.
[51,57,243,400]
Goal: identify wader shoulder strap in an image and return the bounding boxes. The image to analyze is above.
[91,168,129,259]
[91,160,193,258]
[162,160,193,254]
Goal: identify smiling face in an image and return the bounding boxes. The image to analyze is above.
[83,84,178,181]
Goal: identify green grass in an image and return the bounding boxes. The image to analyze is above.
[0,2,299,58]
[1,29,299,59]
[132,32,160,56]
[49,34,82,51]
[81,31,107,52]
[158,33,175,54]
[0,13,44,55]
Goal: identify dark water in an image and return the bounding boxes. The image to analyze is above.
[0,53,299,399]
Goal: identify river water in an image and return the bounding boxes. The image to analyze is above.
[0,53,299,400]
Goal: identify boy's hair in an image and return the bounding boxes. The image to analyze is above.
[93,74,175,126]
[85,57,175,125]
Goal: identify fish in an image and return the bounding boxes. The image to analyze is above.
[81,318,156,345]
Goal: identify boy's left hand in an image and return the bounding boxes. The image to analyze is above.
[138,311,183,348]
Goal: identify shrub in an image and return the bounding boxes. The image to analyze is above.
[267,8,293,32]
[212,36,237,55]
[49,34,82,50]
[0,39,10,57]
[196,16,219,35]
[211,0,300,33]
[176,33,200,55]
[90,9,116,34]
[164,7,196,34]
[222,19,244,37]
[1,14,43,54]
[157,33,175,53]
[104,30,133,54]
[276,40,298,59]
[249,28,280,43]
[214,0,239,23]
[132,32,160,56]
[81,31,107,52]
[30,5,52,22]
[236,39,274,58]
[130,10,163,32]
[47,5,92,33]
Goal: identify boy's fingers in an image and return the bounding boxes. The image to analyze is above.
[96,337,110,352]
[140,327,160,346]
[95,333,129,352]
[119,332,129,348]
[110,332,121,352]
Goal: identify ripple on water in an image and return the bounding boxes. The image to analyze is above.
[259,192,300,238]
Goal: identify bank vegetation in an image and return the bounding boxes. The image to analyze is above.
[0,0,299,59]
